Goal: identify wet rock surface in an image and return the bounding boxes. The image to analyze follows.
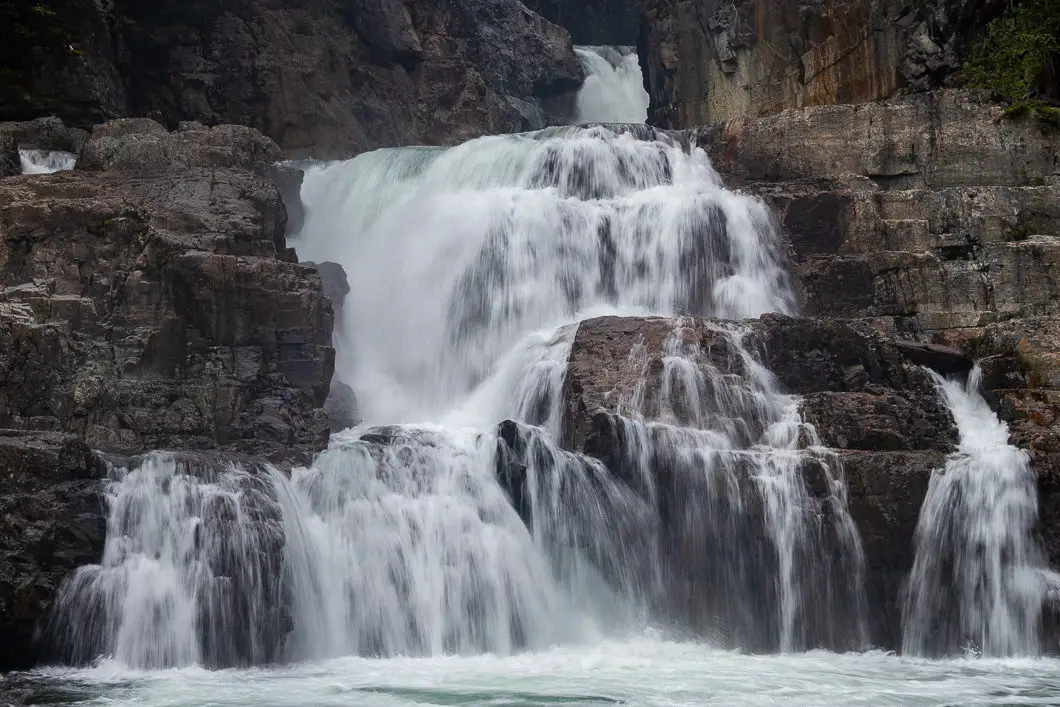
[0,119,335,463]
[0,118,336,671]
[661,84,1060,646]
[0,432,107,671]
[554,314,960,649]
[0,0,584,159]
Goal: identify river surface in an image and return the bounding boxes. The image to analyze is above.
[7,639,1060,707]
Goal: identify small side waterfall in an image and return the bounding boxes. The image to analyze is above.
[574,46,650,124]
[19,148,77,174]
[51,454,288,669]
[902,367,1053,657]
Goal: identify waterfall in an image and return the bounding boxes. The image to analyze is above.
[19,148,77,174]
[293,127,794,424]
[51,454,288,669]
[51,125,868,667]
[902,367,1053,657]
[574,46,650,124]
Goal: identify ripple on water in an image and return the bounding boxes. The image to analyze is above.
[8,640,1060,707]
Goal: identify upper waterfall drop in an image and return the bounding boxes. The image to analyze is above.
[293,127,795,425]
[574,46,650,124]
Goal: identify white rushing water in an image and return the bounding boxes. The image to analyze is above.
[37,107,1060,703]
[18,148,77,174]
[575,46,650,124]
[903,367,1054,658]
[50,125,855,671]
[12,641,1060,707]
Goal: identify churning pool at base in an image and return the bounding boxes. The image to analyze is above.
[6,638,1060,707]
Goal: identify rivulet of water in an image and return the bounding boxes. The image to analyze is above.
[18,148,77,174]
[903,367,1054,658]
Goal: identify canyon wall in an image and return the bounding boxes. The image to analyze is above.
[525,0,643,45]
[638,0,1016,127]
[0,0,584,158]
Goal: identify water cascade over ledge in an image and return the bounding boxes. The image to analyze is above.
[902,367,1056,657]
[574,46,650,124]
[18,148,77,174]
[52,125,873,668]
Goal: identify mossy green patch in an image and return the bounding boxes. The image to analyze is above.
[965,0,1059,96]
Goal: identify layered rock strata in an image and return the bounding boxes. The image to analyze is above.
[0,0,584,158]
[639,0,1016,127]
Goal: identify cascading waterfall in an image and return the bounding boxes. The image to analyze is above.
[19,148,77,174]
[563,318,868,651]
[574,46,650,124]
[902,367,1053,657]
[51,454,289,669]
[51,124,868,668]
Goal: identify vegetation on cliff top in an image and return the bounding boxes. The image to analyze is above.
[964,0,1060,126]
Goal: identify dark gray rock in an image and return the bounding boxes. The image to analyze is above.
[0,120,334,464]
[325,380,360,433]
[0,0,584,159]
[557,314,961,650]
[0,432,107,671]
[525,0,644,44]
[303,261,351,312]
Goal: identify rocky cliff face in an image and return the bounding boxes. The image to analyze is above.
[1,118,335,460]
[639,0,1015,127]
[525,0,643,45]
[0,118,336,667]
[0,432,107,671]
[0,0,584,158]
[647,88,1059,647]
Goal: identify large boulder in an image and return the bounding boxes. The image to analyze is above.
[0,119,334,464]
[0,432,107,671]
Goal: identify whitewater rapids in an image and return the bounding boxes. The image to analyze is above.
[10,641,1060,707]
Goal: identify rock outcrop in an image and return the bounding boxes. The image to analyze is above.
[669,87,1060,645]
[639,0,1015,128]
[0,0,584,158]
[0,118,334,462]
[0,117,336,670]
[0,432,107,671]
